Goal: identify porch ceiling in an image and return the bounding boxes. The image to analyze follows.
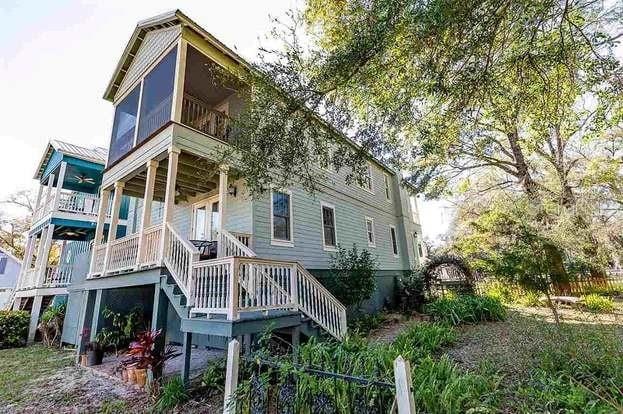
[123,151,220,202]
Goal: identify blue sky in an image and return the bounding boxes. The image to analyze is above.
[0,0,449,241]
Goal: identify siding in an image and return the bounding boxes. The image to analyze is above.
[115,25,182,103]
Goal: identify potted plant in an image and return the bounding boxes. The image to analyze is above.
[121,330,180,389]
[85,340,105,366]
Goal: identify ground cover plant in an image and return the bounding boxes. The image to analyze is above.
[425,294,507,326]
[0,309,29,349]
[581,294,615,314]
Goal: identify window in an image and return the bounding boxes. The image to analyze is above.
[271,191,293,245]
[413,232,423,258]
[0,257,6,274]
[108,85,140,165]
[358,164,373,192]
[365,217,375,247]
[321,203,336,249]
[137,47,177,143]
[383,173,391,200]
[390,226,399,256]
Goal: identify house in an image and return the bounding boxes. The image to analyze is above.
[12,140,128,342]
[0,248,21,309]
[65,10,424,381]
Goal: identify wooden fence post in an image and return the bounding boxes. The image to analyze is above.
[223,338,240,414]
[394,355,416,414]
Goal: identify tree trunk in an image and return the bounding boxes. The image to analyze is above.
[544,290,560,326]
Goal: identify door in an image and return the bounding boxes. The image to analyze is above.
[192,196,220,241]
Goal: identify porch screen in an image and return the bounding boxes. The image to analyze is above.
[108,85,140,165]
[137,47,177,143]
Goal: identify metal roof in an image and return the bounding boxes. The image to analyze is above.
[34,139,108,180]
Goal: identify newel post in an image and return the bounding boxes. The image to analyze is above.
[290,264,299,308]
[228,258,239,320]
[393,355,416,414]
[159,147,180,262]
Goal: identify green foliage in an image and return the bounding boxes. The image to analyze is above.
[201,358,226,395]
[327,244,378,308]
[349,312,386,335]
[96,306,145,354]
[153,376,188,413]
[581,294,615,314]
[0,310,29,349]
[98,399,129,414]
[483,280,542,307]
[425,295,507,326]
[396,270,425,312]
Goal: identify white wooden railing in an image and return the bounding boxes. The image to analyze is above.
[42,265,72,287]
[106,233,140,273]
[230,232,252,248]
[219,230,256,257]
[181,94,229,140]
[17,268,38,290]
[163,222,200,300]
[58,191,100,216]
[192,257,234,314]
[142,225,162,265]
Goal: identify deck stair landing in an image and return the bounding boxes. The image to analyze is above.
[161,223,347,339]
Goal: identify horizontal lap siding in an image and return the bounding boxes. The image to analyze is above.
[253,163,413,271]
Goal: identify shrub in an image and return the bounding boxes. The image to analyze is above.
[38,303,66,347]
[396,271,425,312]
[392,323,457,360]
[425,295,507,325]
[327,244,378,308]
[0,310,30,349]
[201,358,226,395]
[153,376,188,413]
[581,294,614,313]
[349,313,386,335]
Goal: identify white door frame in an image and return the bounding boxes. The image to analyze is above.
[191,194,219,240]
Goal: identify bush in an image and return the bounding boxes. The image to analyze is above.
[38,303,66,347]
[349,313,386,335]
[0,310,30,349]
[153,376,188,413]
[396,271,425,312]
[327,244,378,308]
[425,295,507,325]
[581,294,615,313]
[201,358,226,395]
[392,323,457,360]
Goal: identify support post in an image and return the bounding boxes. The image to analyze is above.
[172,39,188,122]
[227,258,239,320]
[27,295,43,343]
[44,173,56,208]
[217,165,228,256]
[37,224,55,286]
[223,339,240,414]
[93,189,111,246]
[137,160,159,265]
[103,182,124,273]
[52,161,67,211]
[151,283,168,379]
[393,355,416,414]
[89,289,103,341]
[290,264,298,308]
[159,147,180,260]
[22,236,36,271]
[34,184,44,213]
[181,331,192,388]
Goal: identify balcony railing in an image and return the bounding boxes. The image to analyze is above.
[32,190,108,223]
[181,94,229,141]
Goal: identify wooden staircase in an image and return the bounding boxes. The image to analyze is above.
[161,223,348,340]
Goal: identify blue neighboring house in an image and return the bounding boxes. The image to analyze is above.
[0,248,21,309]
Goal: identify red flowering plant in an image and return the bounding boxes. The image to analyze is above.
[121,329,181,370]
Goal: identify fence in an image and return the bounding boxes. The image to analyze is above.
[223,340,415,414]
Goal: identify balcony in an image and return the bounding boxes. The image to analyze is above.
[32,190,107,224]
[181,94,229,141]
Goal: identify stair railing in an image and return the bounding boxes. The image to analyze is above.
[163,222,200,305]
[218,229,256,257]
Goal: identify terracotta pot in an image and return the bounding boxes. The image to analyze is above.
[121,368,128,382]
[80,355,88,366]
[127,367,137,384]
[135,368,147,387]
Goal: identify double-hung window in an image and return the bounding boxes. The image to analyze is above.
[271,190,293,246]
[365,217,376,247]
[321,203,337,250]
[358,164,373,192]
[390,225,399,257]
[383,173,391,200]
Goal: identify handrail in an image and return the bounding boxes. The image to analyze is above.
[219,229,256,257]
[163,222,200,303]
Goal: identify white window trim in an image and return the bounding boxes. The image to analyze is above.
[389,225,399,257]
[383,173,391,200]
[270,189,294,247]
[356,163,374,194]
[320,202,337,251]
[365,217,376,248]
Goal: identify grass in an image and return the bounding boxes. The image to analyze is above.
[0,344,74,406]
[153,376,188,413]
[582,294,615,313]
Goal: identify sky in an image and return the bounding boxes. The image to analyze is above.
[0,0,450,242]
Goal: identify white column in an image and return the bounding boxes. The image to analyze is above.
[137,160,159,265]
[223,339,240,414]
[44,173,56,211]
[159,147,180,260]
[27,296,43,343]
[52,161,67,211]
[93,188,111,246]
[217,165,229,257]
[34,227,49,270]
[172,39,188,122]
[103,182,125,272]
[34,184,44,212]
[22,236,36,270]
[37,224,55,285]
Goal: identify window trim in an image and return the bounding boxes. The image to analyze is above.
[389,225,399,257]
[320,202,337,251]
[356,163,374,194]
[270,189,294,247]
[383,173,391,200]
[365,217,376,248]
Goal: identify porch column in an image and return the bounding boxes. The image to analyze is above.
[22,235,36,270]
[217,165,228,256]
[93,188,112,246]
[27,295,43,343]
[103,182,125,273]
[44,173,56,206]
[52,161,67,212]
[37,224,55,285]
[181,331,192,388]
[34,184,44,212]
[34,227,49,271]
[159,147,180,259]
[136,160,159,265]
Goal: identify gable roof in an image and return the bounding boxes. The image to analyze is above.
[104,9,248,102]
[0,247,20,264]
[34,140,108,180]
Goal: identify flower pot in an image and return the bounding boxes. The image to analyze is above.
[127,366,137,384]
[135,368,147,387]
[86,349,104,366]
[80,354,88,366]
